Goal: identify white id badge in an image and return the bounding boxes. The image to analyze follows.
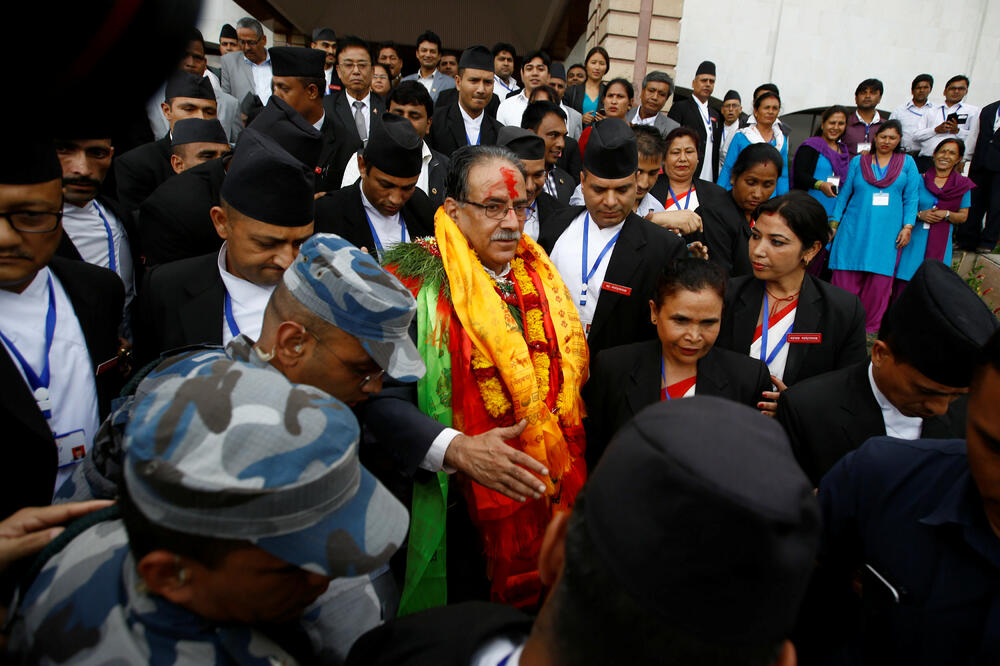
[872,192,890,207]
[857,142,871,153]
[826,176,841,188]
[55,429,88,467]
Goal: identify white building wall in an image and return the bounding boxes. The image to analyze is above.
[673,0,999,113]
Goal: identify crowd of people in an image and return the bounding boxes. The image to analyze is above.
[1,10,999,665]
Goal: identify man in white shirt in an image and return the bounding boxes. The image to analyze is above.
[718,89,745,171]
[890,73,934,156]
[914,74,980,173]
[325,35,386,155]
[667,61,721,182]
[136,128,315,363]
[310,27,338,94]
[342,81,449,209]
[221,16,271,104]
[777,260,994,486]
[491,42,518,98]
[540,118,686,358]
[626,71,680,140]
[1,136,124,509]
[54,132,135,335]
[496,50,552,128]
[316,114,434,261]
[427,45,503,157]
[400,30,455,103]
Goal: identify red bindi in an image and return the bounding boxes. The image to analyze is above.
[499,167,520,200]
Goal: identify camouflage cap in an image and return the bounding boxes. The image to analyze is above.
[283,233,425,382]
[123,357,408,579]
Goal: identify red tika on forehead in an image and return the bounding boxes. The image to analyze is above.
[499,166,520,200]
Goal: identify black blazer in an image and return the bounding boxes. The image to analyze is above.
[135,252,224,366]
[667,97,723,182]
[316,111,359,193]
[0,258,124,519]
[434,88,501,119]
[313,182,435,262]
[776,362,968,485]
[427,148,449,210]
[563,82,607,114]
[322,91,386,151]
[698,189,753,277]
[557,135,583,184]
[427,102,502,157]
[538,207,687,359]
[716,273,867,387]
[648,176,733,249]
[584,339,771,468]
[345,601,531,666]
[114,134,174,217]
[970,100,1000,173]
[137,156,228,267]
[535,191,566,241]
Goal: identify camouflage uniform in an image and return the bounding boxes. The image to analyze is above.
[8,356,410,665]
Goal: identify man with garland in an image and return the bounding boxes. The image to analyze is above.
[366,144,589,613]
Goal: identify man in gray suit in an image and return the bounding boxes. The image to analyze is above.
[401,30,455,103]
[626,71,680,139]
[221,16,271,106]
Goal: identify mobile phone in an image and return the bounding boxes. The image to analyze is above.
[831,185,838,195]
[947,112,960,123]
[597,106,605,116]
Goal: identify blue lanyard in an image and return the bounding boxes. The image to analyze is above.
[941,104,961,121]
[760,292,793,366]
[363,209,406,257]
[667,185,692,210]
[224,291,240,338]
[906,104,924,117]
[0,275,56,419]
[661,356,671,400]
[93,201,117,274]
[872,157,888,181]
[579,213,620,307]
[495,77,513,93]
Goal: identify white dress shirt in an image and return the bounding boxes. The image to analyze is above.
[360,188,408,253]
[694,97,715,181]
[0,268,100,494]
[471,637,524,666]
[914,102,981,157]
[890,99,934,152]
[246,54,272,103]
[324,67,333,91]
[312,112,326,132]
[61,199,135,310]
[459,103,485,145]
[750,304,795,383]
[217,243,275,344]
[631,109,657,127]
[635,191,666,216]
[342,141,434,196]
[493,74,516,97]
[496,91,530,127]
[523,201,540,241]
[868,362,922,439]
[549,209,624,335]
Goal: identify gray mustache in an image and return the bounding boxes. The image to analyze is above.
[491,230,521,241]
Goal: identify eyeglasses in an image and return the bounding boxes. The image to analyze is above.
[0,210,62,233]
[371,74,389,81]
[339,61,371,71]
[238,38,261,47]
[459,199,530,221]
[302,326,385,389]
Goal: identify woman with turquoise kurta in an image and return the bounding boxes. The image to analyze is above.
[563,46,608,127]
[829,120,919,333]
[895,138,975,289]
[792,105,850,218]
[718,91,789,196]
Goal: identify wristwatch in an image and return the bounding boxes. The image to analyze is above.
[944,210,951,221]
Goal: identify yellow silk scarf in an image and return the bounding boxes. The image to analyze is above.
[435,208,588,491]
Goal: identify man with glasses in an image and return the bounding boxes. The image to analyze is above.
[135,128,314,365]
[914,74,980,173]
[221,16,272,105]
[0,136,124,515]
[369,144,589,612]
[323,35,386,151]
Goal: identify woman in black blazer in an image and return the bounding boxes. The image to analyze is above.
[716,192,867,415]
[562,46,608,126]
[584,258,771,468]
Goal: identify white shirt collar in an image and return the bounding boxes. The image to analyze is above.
[482,263,512,280]
[312,112,326,131]
[856,109,882,124]
[420,140,432,165]
[359,186,399,224]
[348,91,371,107]
[244,53,271,67]
[459,102,484,126]
[868,362,923,439]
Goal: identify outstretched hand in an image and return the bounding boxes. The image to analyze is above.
[0,500,114,573]
[444,420,549,502]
